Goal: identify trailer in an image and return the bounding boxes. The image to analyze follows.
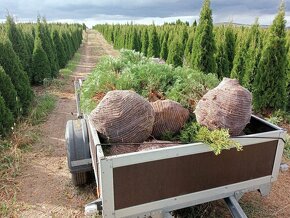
[65,79,287,218]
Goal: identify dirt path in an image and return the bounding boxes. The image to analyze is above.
[15,30,117,217]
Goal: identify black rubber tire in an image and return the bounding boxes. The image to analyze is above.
[71,172,88,186]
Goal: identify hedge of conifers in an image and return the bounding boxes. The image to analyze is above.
[95,0,290,114]
[0,16,84,136]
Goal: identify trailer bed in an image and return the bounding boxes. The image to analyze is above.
[85,115,286,217]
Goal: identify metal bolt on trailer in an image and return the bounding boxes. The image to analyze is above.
[65,79,287,218]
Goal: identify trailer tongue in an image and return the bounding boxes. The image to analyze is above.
[65,79,287,218]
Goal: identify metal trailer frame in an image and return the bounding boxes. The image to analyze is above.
[66,79,287,218]
[84,117,285,218]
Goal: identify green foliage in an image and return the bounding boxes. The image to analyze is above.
[266,109,290,124]
[32,36,51,84]
[0,35,33,115]
[37,18,59,77]
[147,26,160,57]
[0,66,19,118]
[224,25,236,72]
[166,36,183,67]
[141,29,149,56]
[6,15,31,80]
[166,68,219,110]
[231,35,248,82]
[0,94,14,137]
[129,28,139,51]
[52,29,66,68]
[81,50,219,113]
[215,27,230,79]
[253,3,288,111]
[179,121,242,155]
[191,0,216,74]
[0,17,82,119]
[184,30,195,66]
[284,134,290,159]
[29,93,56,125]
[265,115,283,125]
[160,32,169,61]
[243,22,262,91]
[180,122,202,143]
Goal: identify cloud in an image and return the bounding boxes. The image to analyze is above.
[0,0,289,27]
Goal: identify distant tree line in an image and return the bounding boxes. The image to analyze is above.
[94,0,290,114]
[0,16,83,136]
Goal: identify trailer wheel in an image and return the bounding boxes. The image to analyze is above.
[65,119,93,187]
[72,172,88,186]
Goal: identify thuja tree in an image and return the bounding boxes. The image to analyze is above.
[141,29,149,56]
[167,35,183,67]
[231,30,249,83]
[191,0,216,74]
[52,29,66,68]
[184,29,195,66]
[253,2,288,111]
[129,28,139,51]
[0,35,33,115]
[44,21,59,76]
[0,66,19,118]
[215,27,230,79]
[243,21,262,91]
[32,36,51,84]
[160,32,169,61]
[6,15,31,80]
[0,93,14,137]
[224,25,236,72]
[147,26,160,57]
[37,18,57,77]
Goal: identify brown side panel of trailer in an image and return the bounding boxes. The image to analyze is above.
[113,140,278,210]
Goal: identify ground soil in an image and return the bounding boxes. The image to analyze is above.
[11,30,290,218]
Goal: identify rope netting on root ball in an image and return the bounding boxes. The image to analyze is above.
[151,100,189,139]
[90,90,155,143]
[194,78,252,136]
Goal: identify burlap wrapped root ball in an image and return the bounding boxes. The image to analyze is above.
[194,78,252,136]
[151,100,189,139]
[90,90,155,144]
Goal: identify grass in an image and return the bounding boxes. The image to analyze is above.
[0,194,17,217]
[0,92,57,217]
[264,110,290,160]
[239,194,271,218]
[284,134,290,159]
[28,93,57,126]
[0,122,41,217]
[59,52,81,79]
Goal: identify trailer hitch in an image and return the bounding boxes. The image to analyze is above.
[85,198,103,216]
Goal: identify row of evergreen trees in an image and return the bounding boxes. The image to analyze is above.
[0,16,83,136]
[95,0,290,114]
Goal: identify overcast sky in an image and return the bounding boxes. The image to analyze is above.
[0,0,289,27]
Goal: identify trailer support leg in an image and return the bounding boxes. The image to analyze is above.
[224,196,247,218]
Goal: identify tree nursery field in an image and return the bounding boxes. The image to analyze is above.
[95,1,290,114]
[0,0,290,217]
[0,16,83,136]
